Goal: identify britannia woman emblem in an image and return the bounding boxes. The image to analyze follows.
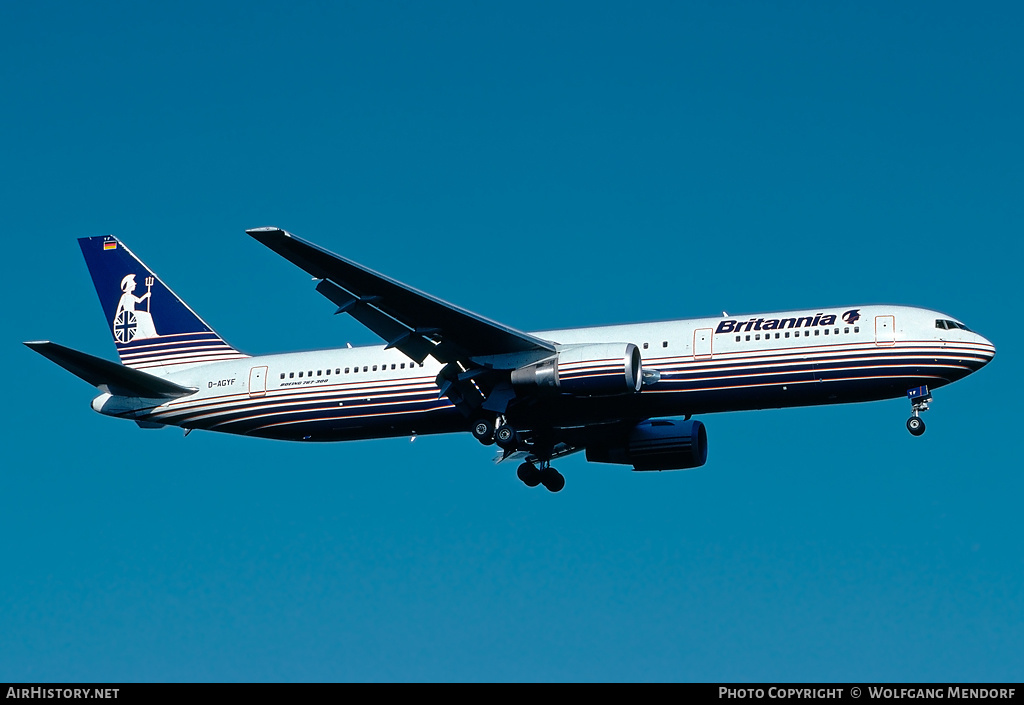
[113,274,159,343]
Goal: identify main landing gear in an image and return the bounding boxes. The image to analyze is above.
[471,416,520,448]
[470,416,565,492]
[470,417,519,450]
[517,461,565,493]
[906,385,931,437]
[471,418,496,445]
[495,423,519,450]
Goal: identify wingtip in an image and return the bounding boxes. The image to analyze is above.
[246,226,287,236]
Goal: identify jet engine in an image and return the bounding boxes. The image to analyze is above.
[510,343,642,396]
[586,418,708,471]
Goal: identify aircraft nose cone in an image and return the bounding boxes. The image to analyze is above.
[977,334,996,366]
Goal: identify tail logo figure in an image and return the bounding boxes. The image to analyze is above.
[842,309,861,326]
[113,273,158,343]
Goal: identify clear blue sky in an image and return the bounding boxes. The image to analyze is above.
[2,1,1021,682]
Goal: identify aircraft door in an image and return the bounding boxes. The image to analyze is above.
[694,328,713,359]
[248,365,268,398]
[875,315,895,347]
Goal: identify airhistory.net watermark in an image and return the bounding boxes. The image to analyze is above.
[6,689,118,699]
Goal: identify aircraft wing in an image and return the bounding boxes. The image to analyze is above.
[247,227,556,364]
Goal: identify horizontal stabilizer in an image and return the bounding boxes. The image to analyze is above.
[24,341,197,399]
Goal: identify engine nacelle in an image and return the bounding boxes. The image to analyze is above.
[510,343,642,396]
[586,419,708,471]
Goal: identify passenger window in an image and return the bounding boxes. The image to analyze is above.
[363,366,368,372]
[372,365,377,372]
[735,336,741,342]
[745,335,750,341]
[854,327,859,333]
[824,329,829,335]
[775,333,780,339]
[298,371,303,378]
[785,332,790,338]
[844,327,849,334]
[317,370,322,376]
[289,372,294,379]
[280,373,285,379]
[662,341,668,348]
[755,334,760,340]
[643,343,648,350]
[815,330,820,336]
[345,367,350,374]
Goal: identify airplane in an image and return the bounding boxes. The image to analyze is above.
[25,228,996,492]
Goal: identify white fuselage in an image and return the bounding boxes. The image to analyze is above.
[92,304,995,441]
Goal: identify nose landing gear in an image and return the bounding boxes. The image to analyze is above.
[906,386,931,436]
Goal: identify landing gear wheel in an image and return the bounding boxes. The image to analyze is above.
[539,467,565,493]
[495,424,518,450]
[471,418,495,446]
[517,462,541,487]
[906,386,931,437]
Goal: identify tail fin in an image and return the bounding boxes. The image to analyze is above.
[78,236,247,370]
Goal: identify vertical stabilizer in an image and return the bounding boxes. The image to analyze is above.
[78,236,246,370]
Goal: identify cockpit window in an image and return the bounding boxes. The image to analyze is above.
[936,319,972,332]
